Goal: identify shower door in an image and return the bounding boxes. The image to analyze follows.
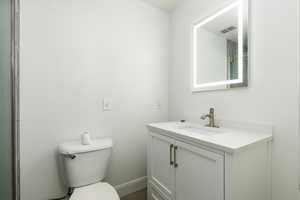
[0,0,18,199]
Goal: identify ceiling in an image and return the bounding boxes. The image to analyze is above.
[142,0,182,12]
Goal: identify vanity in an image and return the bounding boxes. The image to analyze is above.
[146,0,272,199]
[147,121,272,200]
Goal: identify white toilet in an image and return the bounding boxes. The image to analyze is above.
[58,138,120,200]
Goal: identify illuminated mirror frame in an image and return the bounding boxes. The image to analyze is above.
[192,0,247,92]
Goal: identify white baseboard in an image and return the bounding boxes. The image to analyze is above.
[114,176,147,197]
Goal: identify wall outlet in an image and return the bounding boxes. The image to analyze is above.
[156,101,161,110]
[103,98,112,111]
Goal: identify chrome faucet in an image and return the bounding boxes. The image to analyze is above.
[201,108,219,128]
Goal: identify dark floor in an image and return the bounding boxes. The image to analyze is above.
[121,189,147,200]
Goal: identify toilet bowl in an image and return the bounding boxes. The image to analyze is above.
[58,138,119,200]
[70,182,119,200]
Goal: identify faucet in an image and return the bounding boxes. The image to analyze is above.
[200,108,219,128]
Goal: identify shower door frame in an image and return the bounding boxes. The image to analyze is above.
[10,0,20,199]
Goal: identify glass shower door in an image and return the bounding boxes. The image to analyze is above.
[0,0,14,199]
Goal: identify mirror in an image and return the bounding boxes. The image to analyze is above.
[192,0,248,92]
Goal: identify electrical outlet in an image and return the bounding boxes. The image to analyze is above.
[103,98,112,111]
[156,101,161,110]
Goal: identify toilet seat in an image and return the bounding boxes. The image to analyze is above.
[70,182,120,200]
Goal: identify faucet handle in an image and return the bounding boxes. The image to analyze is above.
[200,114,208,120]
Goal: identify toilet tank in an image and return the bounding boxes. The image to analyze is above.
[58,138,113,188]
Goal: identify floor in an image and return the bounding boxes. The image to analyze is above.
[121,189,147,200]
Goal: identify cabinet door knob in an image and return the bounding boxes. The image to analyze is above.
[174,146,178,168]
[170,144,174,166]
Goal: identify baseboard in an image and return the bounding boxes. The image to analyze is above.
[114,176,147,197]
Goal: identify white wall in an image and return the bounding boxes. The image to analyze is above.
[20,0,169,199]
[196,28,227,84]
[170,0,299,200]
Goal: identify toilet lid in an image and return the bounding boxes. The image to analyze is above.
[70,182,120,200]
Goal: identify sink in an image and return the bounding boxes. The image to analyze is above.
[176,123,225,136]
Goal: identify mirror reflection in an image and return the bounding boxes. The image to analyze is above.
[192,0,248,91]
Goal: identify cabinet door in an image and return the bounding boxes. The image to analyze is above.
[149,133,175,199]
[149,184,171,200]
[175,141,224,200]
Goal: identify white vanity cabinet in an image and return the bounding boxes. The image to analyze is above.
[148,133,224,200]
[147,122,272,200]
[148,133,176,200]
[174,140,224,200]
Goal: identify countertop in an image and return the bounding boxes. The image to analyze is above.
[147,121,273,153]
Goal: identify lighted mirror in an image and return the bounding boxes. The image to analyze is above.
[192,0,248,92]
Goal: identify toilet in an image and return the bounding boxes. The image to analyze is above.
[58,138,119,200]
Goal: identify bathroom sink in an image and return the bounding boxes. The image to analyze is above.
[176,123,225,136]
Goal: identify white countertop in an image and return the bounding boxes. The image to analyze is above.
[147,121,273,153]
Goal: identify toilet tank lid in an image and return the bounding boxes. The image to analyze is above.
[58,138,113,155]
